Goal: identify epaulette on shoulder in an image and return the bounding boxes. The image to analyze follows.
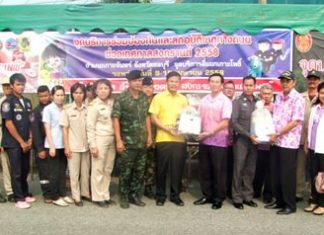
[88,99,96,106]
[63,103,72,110]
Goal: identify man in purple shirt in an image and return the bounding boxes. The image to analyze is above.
[266,71,305,215]
[194,73,232,210]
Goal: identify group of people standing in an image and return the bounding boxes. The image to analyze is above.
[194,69,324,216]
[0,69,323,216]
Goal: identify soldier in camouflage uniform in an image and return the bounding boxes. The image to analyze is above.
[142,76,156,199]
[112,70,152,209]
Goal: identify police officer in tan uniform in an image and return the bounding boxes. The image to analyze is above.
[60,83,90,207]
[86,79,116,208]
[0,77,14,202]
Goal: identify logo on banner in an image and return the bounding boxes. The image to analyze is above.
[5,38,17,51]
[295,33,313,53]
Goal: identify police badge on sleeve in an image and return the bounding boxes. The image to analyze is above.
[2,102,10,113]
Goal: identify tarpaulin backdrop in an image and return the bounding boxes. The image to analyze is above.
[293,31,324,79]
[0,29,292,93]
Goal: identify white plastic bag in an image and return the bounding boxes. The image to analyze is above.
[178,107,201,135]
[250,100,275,144]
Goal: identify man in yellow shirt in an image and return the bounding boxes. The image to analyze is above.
[149,71,188,206]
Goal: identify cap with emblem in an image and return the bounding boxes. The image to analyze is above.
[142,76,153,86]
[306,69,321,79]
[126,70,142,80]
[278,70,295,80]
[1,77,10,85]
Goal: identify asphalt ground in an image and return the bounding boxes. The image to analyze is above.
[0,173,323,235]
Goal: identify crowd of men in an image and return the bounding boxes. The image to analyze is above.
[0,69,323,216]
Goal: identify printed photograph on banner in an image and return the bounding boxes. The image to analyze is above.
[0,31,39,92]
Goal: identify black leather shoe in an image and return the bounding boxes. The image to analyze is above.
[233,203,244,209]
[212,201,222,210]
[194,197,212,205]
[264,201,284,209]
[74,201,83,207]
[144,186,155,200]
[243,200,258,207]
[120,196,130,209]
[295,197,303,202]
[170,197,184,206]
[81,196,92,202]
[263,198,273,204]
[96,201,109,208]
[105,199,116,206]
[156,199,165,206]
[277,207,296,215]
[129,194,145,207]
[0,195,7,203]
[7,194,15,203]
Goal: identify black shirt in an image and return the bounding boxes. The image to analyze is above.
[1,94,32,148]
[31,102,50,153]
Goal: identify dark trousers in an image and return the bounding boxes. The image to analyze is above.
[270,146,297,210]
[144,147,156,186]
[253,149,272,200]
[155,142,186,201]
[226,145,234,198]
[309,150,324,207]
[198,144,227,203]
[119,148,147,196]
[232,136,257,203]
[47,149,67,200]
[6,148,30,202]
[35,154,51,199]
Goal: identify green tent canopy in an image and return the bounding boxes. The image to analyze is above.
[0,3,323,34]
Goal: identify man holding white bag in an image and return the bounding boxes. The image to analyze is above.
[194,73,232,210]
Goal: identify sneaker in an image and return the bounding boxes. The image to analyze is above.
[25,196,36,203]
[62,196,74,204]
[313,207,324,215]
[304,203,317,212]
[15,201,31,209]
[53,198,69,207]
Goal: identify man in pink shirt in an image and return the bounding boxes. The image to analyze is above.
[266,71,305,215]
[194,73,232,210]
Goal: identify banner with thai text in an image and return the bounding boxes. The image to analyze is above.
[293,31,324,79]
[0,29,292,93]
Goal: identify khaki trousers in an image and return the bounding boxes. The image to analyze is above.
[91,136,116,202]
[67,151,91,202]
[0,151,13,195]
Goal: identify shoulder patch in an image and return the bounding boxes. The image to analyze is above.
[2,102,10,113]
